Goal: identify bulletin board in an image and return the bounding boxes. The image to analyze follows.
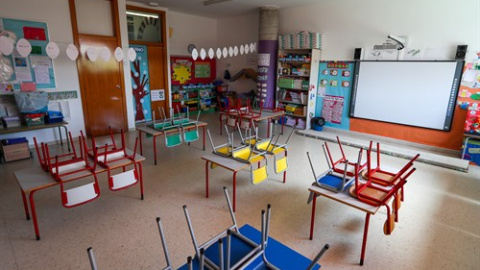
[0,17,56,89]
[315,61,355,130]
[170,55,216,86]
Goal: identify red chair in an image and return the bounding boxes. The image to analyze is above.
[92,130,144,200]
[324,136,366,177]
[34,132,80,173]
[352,156,416,235]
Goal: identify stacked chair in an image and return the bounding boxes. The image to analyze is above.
[150,107,202,147]
[87,187,329,270]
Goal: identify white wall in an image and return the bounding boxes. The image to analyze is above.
[217,12,259,94]
[278,0,480,61]
[0,0,85,145]
[167,11,217,56]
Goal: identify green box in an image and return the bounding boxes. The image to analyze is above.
[277,78,295,88]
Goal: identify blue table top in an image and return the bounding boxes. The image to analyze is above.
[177,224,321,270]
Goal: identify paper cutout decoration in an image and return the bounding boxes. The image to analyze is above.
[16,38,32,57]
[46,42,60,59]
[0,36,15,55]
[66,44,79,61]
[99,46,111,61]
[127,47,136,62]
[240,45,245,55]
[233,46,238,56]
[216,48,222,59]
[114,47,124,62]
[250,43,255,53]
[208,48,214,59]
[86,46,99,62]
[245,43,250,54]
[222,47,228,58]
[191,48,198,60]
[228,46,233,57]
[200,48,206,60]
[23,27,46,41]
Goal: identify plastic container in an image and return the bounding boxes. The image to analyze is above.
[46,111,64,124]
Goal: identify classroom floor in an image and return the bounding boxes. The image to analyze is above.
[1,112,479,270]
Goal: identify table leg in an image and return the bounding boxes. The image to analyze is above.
[461,137,470,159]
[29,190,41,240]
[205,160,209,198]
[267,120,271,138]
[202,126,206,151]
[309,194,317,240]
[21,189,30,220]
[283,170,287,183]
[360,213,371,266]
[139,131,143,156]
[153,135,158,165]
[59,125,71,152]
[219,114,223,135]
[233,171,237,212]
[138,162,144,200]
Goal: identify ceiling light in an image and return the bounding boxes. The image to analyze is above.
[203,0,233,6]
[126,11,159,18]
[148,2,159,6]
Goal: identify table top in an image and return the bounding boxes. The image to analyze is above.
[220,110,285,121]
[202,153,251,171]
[15,149,145,193]
[309,184,380,215]
[136,121,207,136]
[0,121,68,135]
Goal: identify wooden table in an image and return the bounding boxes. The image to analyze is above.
[219,110,285,137]
[14,150,145,240]
[136,121,207,165]
[308,184,380,266]
[202,153,287,212]
[0,121,70,151]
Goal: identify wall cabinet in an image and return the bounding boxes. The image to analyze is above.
[276,49,321,129]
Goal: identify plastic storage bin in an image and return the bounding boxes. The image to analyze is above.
[464,139,480,166]
[46,111,64,124]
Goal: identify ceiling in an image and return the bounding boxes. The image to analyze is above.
[128,0,319,18]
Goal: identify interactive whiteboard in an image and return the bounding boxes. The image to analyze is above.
[350,61,463,131]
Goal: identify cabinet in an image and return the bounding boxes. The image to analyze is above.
[276,49,321,129]
[171,84,217,113]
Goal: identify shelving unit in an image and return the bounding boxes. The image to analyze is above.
[276,48,321,129]
[171,85,217,113]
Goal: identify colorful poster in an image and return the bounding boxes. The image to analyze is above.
[315,61,355,130]
[322,95,344,124]
[130,45,152,123]
[170,55,216,86]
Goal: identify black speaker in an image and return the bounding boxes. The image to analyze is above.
[354,48,363,60]
[455,45,468,60]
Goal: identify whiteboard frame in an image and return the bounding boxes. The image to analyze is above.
[349,60,463,131]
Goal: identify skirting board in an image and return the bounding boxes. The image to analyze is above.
[297,128,469,173]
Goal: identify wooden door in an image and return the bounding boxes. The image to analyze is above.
[78,35,127,136]
[147,46,169,118]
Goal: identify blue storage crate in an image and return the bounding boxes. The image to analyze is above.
[46,111,64,124]
[464,139,480,166]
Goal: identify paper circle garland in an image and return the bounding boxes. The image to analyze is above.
[240,45,245,55]
[66,44,79,61]
[208,48,215,59]
[191,48,199,60]
[45,42,60,59]
[228,46,233,57]
[200,48,206,60]
[233,46,239,56]
[127,47,137,62]
[86,47,99,62]
[114,47,124,62]
[0,36,14,55]
[222,47,228,58]
[16,38,32,57]
[100,46,111,61]
[216,48,222,59]
[244,43,250,54]
[250,43,255,53]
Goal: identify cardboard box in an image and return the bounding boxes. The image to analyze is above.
[1,141,31,162]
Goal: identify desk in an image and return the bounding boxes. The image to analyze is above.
[308,184,380,266]
[0,121,70,151]
[202,153,287,212]
[136,121,207,165]
[219,110,285,137]
[14,150,145,240]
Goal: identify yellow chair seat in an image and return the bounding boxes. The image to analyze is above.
[252,166,268,185]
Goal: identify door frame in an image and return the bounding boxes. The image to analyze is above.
[69,0,128,134]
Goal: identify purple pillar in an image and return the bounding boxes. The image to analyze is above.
[257,7,279,109]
